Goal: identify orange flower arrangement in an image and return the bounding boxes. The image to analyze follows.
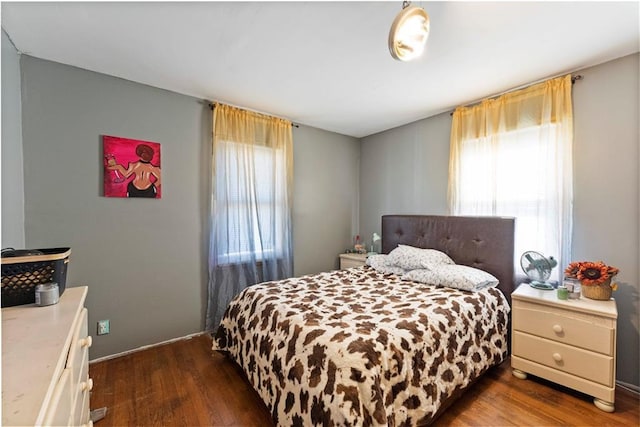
[565,261,619,290]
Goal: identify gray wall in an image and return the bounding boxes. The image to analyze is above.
[17,56,360,359]
[1,30,25,248]
[360,53,640,387]
[572,53,639,388]
[359,112,451,239]
[292,125,360,275]
[20,56,209,359]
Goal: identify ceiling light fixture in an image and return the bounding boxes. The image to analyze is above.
[388,1,430,62]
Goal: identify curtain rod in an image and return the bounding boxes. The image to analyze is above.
[208,102,299,128]
[449,74,583,116]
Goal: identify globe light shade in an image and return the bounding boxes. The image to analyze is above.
[388,4,430,62]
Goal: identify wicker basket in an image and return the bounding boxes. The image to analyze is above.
[1,248,70,307]
[581,278,613,300]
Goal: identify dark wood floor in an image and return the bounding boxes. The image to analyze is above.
[90,334,639,426]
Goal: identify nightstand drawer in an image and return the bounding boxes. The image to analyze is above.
[513,331,614,387]
[339,254,367,269]
[341,258,364,269]
[513,305,614,355]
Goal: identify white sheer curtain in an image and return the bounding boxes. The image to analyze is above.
[206,103,293,331]
[449,75,574,281]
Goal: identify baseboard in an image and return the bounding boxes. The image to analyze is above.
[616,380,640,395]
[89,331,210,364]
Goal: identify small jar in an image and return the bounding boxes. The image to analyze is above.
[564,277,581,299]
[35,282,60,306]
[571,281,582,299]
[557,285,569,300]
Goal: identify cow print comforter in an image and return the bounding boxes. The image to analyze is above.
[213,266,510,426]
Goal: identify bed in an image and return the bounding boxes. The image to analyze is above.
[213,215,515,426]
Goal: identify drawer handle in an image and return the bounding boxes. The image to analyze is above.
[81,336,93,349]
[552,324,563,334]
[81,378,94,391]
[552,352,563,362]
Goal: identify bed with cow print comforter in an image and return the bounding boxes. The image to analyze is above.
[213,265,510,426]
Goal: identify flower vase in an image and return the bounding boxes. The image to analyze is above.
[581,278,613,300]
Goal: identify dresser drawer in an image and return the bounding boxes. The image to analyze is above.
[71,353,92,426]
[513,331,614,386]
[512,303,614,355]
[42,369,72,426]
[71,384,91,427]
[67,308,91,386]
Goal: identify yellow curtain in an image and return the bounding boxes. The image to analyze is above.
[213,102,292,148]
[207,103,294,330]
[450,75,573,139]
[448,75,574,280]
[212,102,293,213]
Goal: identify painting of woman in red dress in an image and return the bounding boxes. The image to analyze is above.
[103,135,162,198]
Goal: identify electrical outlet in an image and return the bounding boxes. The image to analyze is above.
[97,319,110,335]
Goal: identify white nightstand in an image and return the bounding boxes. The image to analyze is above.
[339,253,368,269]
[511,283,618,412]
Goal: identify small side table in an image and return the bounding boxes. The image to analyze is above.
[339,253,368,269]
[511,283,618,412]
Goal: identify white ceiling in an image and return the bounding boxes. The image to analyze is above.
[2,1,638,138]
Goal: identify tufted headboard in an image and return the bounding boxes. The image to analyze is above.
[382,215,516,303]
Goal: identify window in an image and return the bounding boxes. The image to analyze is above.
[215,140,286,264]
[449,75,574,281]
[455,125,565,278]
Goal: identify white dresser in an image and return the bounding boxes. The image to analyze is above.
[2,286,93,426]
[511,284,617,412]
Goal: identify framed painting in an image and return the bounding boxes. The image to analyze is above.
[103,135,162,198]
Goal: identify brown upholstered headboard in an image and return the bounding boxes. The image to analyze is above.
[382,215,516,303]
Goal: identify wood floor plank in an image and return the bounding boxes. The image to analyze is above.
[89,334,639,426]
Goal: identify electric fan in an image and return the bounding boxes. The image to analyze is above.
[520,251,558,290]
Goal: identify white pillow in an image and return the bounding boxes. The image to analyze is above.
[366,254,406,276]
[403,264,499,291]
[387,245,455,271]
